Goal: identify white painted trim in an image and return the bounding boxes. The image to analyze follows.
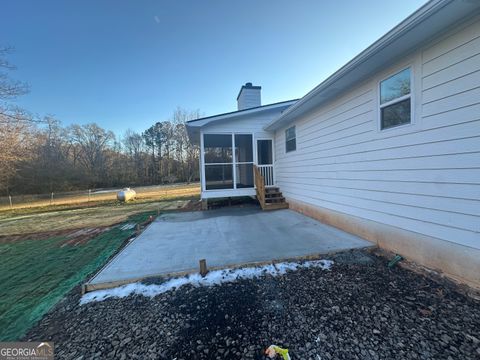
[380,93,411,108]
[285,125,297,153]
[201,132,255,194]
[232,133,237,190]
[201,188,256,199]
[255,137,275,165]
[256,137,276,186]
[200,129,206,192]
[375,64,416,133]
[373,56,422,133]
[190,100,298,127]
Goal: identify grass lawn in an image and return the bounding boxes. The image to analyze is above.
[0,211,156,341]
[0,183,200,212]
[0,199,192,236]
[0,191,199,341]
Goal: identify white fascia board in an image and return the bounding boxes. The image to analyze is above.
[186,100,297,144]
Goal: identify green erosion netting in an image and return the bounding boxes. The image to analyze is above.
[0,211,156,341]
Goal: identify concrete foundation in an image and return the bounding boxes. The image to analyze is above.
[288,198,480,290]
[87,207,372,291]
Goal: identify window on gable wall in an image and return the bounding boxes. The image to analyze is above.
[285,126,296,152]
[379,67,412,130]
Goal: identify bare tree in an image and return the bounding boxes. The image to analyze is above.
[0,47,34,192]
[0,47,30,123]
[171,107,201,182]
[123,129,145,183]
[68,123,115,186]
[0,114,35,192]
[0,46,202,195]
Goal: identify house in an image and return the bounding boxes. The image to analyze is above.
[186,0,480,289]
[186,83,297,209]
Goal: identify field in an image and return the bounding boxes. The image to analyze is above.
[0,184,200,340]
[0,183,200,211]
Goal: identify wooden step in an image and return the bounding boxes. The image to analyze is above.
[265,196,286,204]
[265,187,280,193]
[265,191,283,198]
[263,202,289,211]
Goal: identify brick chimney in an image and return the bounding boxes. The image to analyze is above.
[237,82,261,110]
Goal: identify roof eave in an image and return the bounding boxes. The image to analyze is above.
[265,0,480,131]
[186,99,298,144]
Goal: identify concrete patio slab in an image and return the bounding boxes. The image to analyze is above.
[87,207,373,290]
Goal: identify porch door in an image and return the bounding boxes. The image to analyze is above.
[257,139,274,186]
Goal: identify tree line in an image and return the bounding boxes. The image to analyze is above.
[0,47,200,196]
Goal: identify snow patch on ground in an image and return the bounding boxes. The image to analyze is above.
[80,259,333,305]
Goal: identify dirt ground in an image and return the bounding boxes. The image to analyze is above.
[23,250,480,360]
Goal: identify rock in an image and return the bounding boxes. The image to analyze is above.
[441,334,452,343]
[20,250,480,360]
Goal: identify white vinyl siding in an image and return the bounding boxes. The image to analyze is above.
[274,15,480,250]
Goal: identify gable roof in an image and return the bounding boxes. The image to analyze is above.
[186,99,297,144]
[265,0,480,131]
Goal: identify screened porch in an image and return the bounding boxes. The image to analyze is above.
[200,133,274,199]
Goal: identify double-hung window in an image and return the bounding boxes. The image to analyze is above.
[285,126,296,152]
[379,67,412,130]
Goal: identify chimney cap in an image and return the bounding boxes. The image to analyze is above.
[236,82,262,100]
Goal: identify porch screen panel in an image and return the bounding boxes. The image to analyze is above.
[204,134,232,163]
[235,134,254,188]
[205,165,233,190]
[204,134,233,190]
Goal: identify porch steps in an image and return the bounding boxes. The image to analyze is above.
[263,202,289,210]
[253,165,289,211]
[265,188,285,202]
[264,187,288,209]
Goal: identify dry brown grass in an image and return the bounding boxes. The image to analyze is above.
[0,183,200,212]
[0,184,200,236]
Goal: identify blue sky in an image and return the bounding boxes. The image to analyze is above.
[1,0,426,135]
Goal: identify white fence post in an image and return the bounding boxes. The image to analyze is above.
[50,192,54,205]
[9,195,12,210]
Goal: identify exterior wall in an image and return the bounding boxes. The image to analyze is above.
[237,87,262,110]
[274,16,480,287]
[200,110,278,199]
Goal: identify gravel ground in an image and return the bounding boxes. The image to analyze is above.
[24,250,480,360]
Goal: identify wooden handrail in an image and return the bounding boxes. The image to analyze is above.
[253,165,266,209]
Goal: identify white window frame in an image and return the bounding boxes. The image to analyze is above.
[201,132,254,191]
[255,137,275,165]
[378,66,414,131]
[285,125,296,153]
[234,133,255,190]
